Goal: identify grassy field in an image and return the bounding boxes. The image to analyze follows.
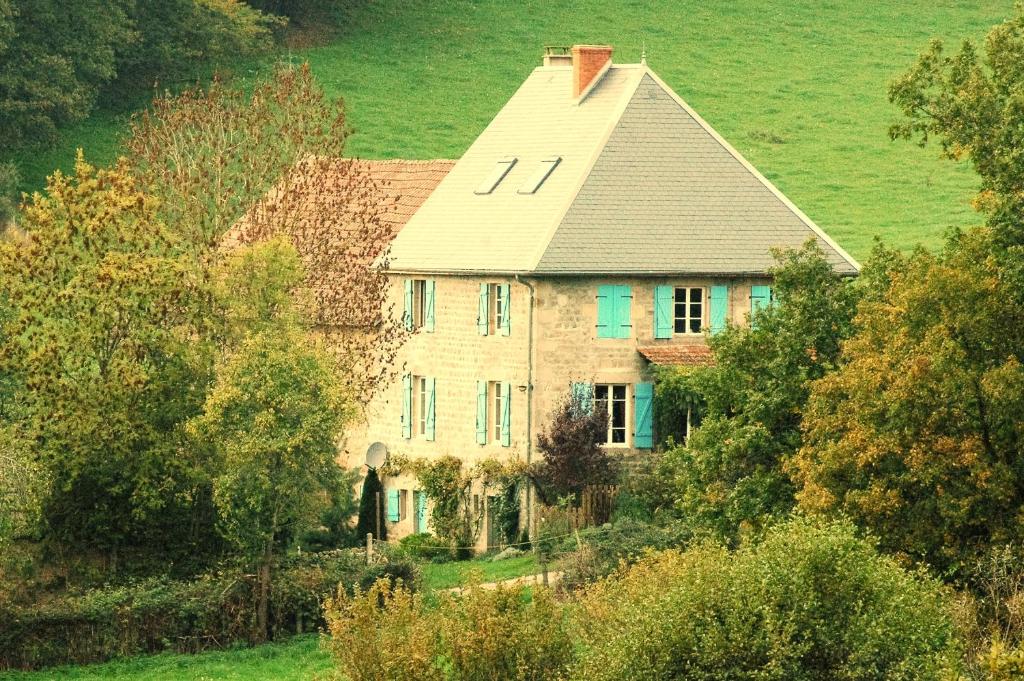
[420,552,538,591]
[0,554,542,681]
[11,1,1012,259]
[0,636,331,681]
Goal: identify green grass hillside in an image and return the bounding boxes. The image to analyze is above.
[14,0,1013,259]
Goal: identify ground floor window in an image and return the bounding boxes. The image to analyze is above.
[594,384,628,445]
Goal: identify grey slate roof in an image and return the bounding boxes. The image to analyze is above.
[388,63,858,276]
[536,75,858,274]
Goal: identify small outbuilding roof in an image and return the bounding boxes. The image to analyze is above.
[637,344,714,367]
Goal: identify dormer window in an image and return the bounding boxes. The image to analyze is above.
[475,157,517,194]
[518,156,561,194]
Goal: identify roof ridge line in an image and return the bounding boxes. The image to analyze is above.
[525,65,647,272]
[638,66,860,271]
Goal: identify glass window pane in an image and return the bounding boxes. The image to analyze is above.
[689,318,701,333]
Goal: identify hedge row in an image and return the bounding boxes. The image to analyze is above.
[0,549,418,671]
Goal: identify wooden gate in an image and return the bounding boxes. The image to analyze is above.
[534,485,619,533]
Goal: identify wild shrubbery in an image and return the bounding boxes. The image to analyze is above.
[323,578,572,681]
[324,518,960,680]
[0,548,417,671]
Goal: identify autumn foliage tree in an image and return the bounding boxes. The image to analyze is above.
[790,8,1024,574]
[0,156,216,569]
[124,62,403,401]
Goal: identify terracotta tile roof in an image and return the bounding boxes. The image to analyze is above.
[637,344,714,367]
[224,158,453,328]
[356,159,456,236]
[226,157,455,253]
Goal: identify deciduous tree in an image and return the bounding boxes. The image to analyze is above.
[0,155,217,570]
[790,230,1024,573]
[533,391,616,505]
[190,238,352,641]
[660,242,859,541]
[124,63,403,401]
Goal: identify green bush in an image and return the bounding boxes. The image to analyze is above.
[570,517,959,680]
[0,549,373,671]
[558,518,691,591]
[356,556,421,593]
[398,532,452,562]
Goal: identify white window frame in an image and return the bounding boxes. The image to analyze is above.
[489,380,504,441]
[411,279,427,329]
[413,375,428,437]
[488,284,506,334]
[475,157,517,194]
[674,286,705,335]
[517,156,562,194]
[594,383,629,447]
[399,489,409,521]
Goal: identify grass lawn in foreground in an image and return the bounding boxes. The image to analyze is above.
[9,1,1013,260]
[0,635,330,681]
[0,553,542,680]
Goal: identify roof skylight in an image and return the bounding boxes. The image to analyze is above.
[474,157,517,194]
[518,156,562,194]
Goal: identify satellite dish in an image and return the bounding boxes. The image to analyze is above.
[365,442,388,470]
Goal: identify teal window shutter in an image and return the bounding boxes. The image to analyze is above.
[500,382,512,447]
[709,284,729,335]
[499,283,511,336]
[478,283,489,336]
[401,373,412,439]
[425,377,436,441]
[424,279,436,332]
[571,381,593,415]
[750,285,772,328]
[596,285,614,338]
[654,285,673,339]
[403,279,414,331]
[633,382,654,449]
[387,489,400,522]
[476,381,488,445]
[614,286,632,338]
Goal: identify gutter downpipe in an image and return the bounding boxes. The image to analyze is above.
[514,274,536,536]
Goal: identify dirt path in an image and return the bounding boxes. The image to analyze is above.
[445,570,563,594]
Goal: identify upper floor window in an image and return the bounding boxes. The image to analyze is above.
[475,157,517,194]
[478,283,510,336]
[413,375,428,436]
[404,279,435,332]
[594,384,628,445]
[674,287,704,334]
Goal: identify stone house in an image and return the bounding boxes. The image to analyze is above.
[335,45,859,548]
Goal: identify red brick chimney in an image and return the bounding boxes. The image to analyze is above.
[572,45,613,98]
